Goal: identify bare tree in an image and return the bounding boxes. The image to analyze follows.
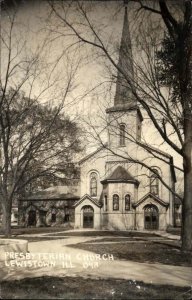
[48,0,192,251]
[0,4,82,236]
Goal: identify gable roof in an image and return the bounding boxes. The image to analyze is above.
[101,165,139,185]
[79,144,107,165]
[133,192,169,208]
[20,186,80,201]
[138,141,171,159]
[137,142,176,183]
[73,194,102,208]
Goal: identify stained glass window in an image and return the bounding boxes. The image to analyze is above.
[125,194,131,210]
[120,124,125,146]
[113,194,119,210]
[90,172,97,196]
[150,169,159,195]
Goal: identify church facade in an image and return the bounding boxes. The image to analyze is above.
[74,5,176,231]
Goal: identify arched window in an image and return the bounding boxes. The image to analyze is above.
[113,194,119,211]
[90,172,98,197]
[120,124,125,146]
[125,194,131,211]
[150,169,159,195]
[137,123,141,141]
[104,195,108,211]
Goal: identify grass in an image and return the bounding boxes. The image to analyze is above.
[69,239,192,267]
[0,276,191,299]
[10,236,70,242]
[47,231,158,237]
[0,226,69,236]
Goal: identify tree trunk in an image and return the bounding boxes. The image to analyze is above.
[1,198,12,237]
[181,0,192,252]
[182,118,192,252]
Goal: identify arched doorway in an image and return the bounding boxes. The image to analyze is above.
[82,205,94,228]
[28,210,36,226]
[144,204,159,230]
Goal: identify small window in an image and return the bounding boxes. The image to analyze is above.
[51,213,56,223]
[137,124,141,140]
[120,124,125,146]
[150,169,159,195]
[104,195,108,211]
[22,214,26,223]
[14,212,18,218]
[51,208,56,223]
[125,194,131,211]
[64,214,69,222]
[90,172,98,197]
[113,194,119,211]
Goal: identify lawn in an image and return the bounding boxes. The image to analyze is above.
[0,276,191,299]
[0,226,69,236]
[69,238,191,267]
[47,231,158,237]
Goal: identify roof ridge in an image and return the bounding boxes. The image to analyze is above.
[133,192,169,208]
[101,165,139,185]
[138,141,172,158]
[73,194,102,208]
[79,143,107,165]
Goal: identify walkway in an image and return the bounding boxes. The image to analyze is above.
[0,232,191,287]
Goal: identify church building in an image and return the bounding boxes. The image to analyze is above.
[74,4,176,231]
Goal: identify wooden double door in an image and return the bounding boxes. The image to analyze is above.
[144,204,159,230]
[83,205,94,228]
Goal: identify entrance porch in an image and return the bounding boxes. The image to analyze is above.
[74,194,102,229]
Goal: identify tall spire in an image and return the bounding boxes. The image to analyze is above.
[114,2,135,107]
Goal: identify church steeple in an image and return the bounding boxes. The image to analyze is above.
[114,2,135,107]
